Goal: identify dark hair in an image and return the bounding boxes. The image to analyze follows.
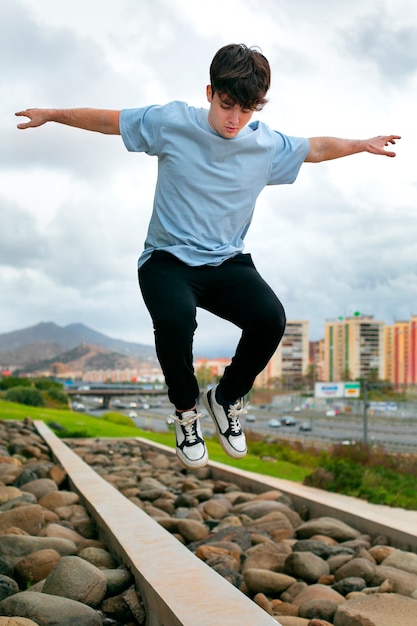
[209,43,270,111]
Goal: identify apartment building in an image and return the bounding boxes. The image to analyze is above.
[309,339,325,382]
[324,315,385,381]
[255,320,309,387]
[385,315,417,387]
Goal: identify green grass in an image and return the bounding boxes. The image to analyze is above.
[2,399,417,509]
[0,400,141,438]
[0,399,309,482]
[140,427,310,481]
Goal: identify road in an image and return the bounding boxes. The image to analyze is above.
[79,394,417,453]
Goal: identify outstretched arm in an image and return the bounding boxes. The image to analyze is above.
[305,135,401,162]
[15,108,121,135]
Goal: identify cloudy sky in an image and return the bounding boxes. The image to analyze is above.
[2,0,416,356]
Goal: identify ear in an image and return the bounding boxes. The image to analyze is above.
[206,85,213,103]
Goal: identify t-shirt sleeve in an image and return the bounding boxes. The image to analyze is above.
[119,105,164,155]
[268,132,310,185]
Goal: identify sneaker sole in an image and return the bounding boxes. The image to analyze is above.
[203,393,247,459]
[176,448,209,469]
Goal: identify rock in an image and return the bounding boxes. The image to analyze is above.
[176,519,209,543]
[244,568,296,595]
[0,575,19,601]
[246,511,295,540]
[0,486,23,505]
[332,577,367,595]
[0,536,76,567]
[78,547,117,569]
[0,558,14,579]
[48,464,67,486]
[373,565,417,597]
[0,617,40,626]
[292,584,345,607]
[253,591,273,613]
[122,584,145,622]
[0,505,45,536]
[333,592,417,626]
[299,598,339,622]
[281,582,309,604]
[327,554,353,574]
[40,522,88,546]
[42,556,107,607]
[242,541,291,573]
[101,568,133,596]
[200,499,229,519]
[14,549,61,586]
[272,618,310,625]
[234,500,302,528]
[38,491,79,511]
[0,493,37,512]
[333,558,376,585]
[54,504,93,538]
[285,552,330,584]
[296,518,360,542]
[20,479,58,500]
[0,591,102,625]
[293,540,354,560]
[382,549,417,576]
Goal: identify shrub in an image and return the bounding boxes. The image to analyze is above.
[4,386,45,407]
[0,376,31,390]
[34,378,62,391]
[46,388,69,405]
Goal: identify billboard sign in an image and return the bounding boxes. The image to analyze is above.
[343,382,360,398]
[315,382,361,398]
[315,383,344,398]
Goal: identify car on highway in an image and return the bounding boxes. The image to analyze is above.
[245,414,256,422]
[72,401,86,412]
[281,415,296,426]
[268,418,281,428]
[299,421,312,432]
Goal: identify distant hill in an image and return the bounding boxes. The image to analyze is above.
[0,322,157,370]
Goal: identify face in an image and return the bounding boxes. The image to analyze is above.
[206,85,254,139]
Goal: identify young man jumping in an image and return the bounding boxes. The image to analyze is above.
[16,43,400,469]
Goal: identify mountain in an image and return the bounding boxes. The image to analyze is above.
[20,343,152,374]
[0,322,157,369]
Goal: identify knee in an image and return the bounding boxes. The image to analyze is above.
[259,301,286,341]
[153,307,197,338]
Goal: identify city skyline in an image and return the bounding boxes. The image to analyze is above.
[2,0,416,355]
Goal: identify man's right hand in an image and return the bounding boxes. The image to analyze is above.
[15,108,50,129]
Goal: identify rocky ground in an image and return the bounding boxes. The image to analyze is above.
[0,420,416,626]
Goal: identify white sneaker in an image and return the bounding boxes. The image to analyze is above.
[203,386,247,459]
[171,410,208,469]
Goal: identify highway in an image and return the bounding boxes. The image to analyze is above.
[78,392,417,453]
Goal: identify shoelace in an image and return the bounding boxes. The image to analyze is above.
[227,401,248,434]
[171,411,204,444]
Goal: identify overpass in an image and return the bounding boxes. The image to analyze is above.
[65,384,167,409]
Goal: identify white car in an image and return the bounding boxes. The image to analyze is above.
[268,418,281,428]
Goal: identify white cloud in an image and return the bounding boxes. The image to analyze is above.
[1,0,415,356]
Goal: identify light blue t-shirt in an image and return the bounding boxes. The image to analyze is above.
[119,101,310,268]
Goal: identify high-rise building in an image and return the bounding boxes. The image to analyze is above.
[324,315,385,381]
[255,320,309,387]
[385,315,417,387]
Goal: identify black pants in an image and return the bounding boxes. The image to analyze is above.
[138,250,286,410]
